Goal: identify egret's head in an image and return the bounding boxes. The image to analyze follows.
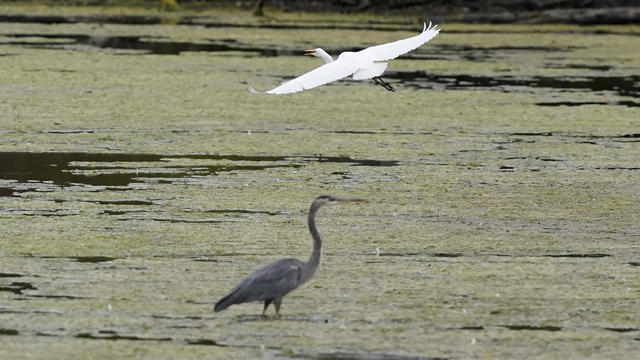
[304,48,321,57]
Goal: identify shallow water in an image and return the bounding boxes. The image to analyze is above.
[1,6,639,360]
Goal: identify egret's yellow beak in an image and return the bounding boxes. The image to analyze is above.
[304,49,316,56]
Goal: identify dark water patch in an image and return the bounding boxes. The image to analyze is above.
[510,132,553,136]
[151,314,204,320]
[76,331,172,342]
[605,327,639,333]
[92,199,155,206]
[594,166,640,171]
[0,151,164,187]
[0,272,24,278]
[503,325,562,331]
[29,294,89,300]
[311,155,398,167]
[81,35,300,56]
[153,253,252,259]
[102,265,150,271]
[333,130,379,135]
[191,257,220,262]
[433,253,462,258]
[438,45,579,52]
[425,44,582,62]
[186,338,227,346]
[0,14,415,32]
[330,130,431,135]
[2,33,304,56]
[0,281,36,294]
[543,253,610,258]
[24,255,117,265]
[167,324,206,329]
[197,209,279,216]
[378,252,461,258]
[35,331,63,337]
[536,157,563,162]
[620,133,640,138]
[0,14,163,25]
[536,100,640,107]
[0,306,61,315]
[385,71,640,98]
[0,187,16,196]
[101,209,142,215]
[459,325,484,330]
[8,209,79,217]
[378,252,420,257]
[544,63,613,71]
[445,29,640,36]
[71,256,116,263]
[0,151,286,187]
[42,129,96,134]
[0,328,19,336]
[196,20,430,33]
[0,152,397,191]
[145,217,227,224]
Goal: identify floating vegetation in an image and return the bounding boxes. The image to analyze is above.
[0,6,638,360]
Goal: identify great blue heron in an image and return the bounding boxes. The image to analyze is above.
[214,195,366,317]
[249,21,439,94]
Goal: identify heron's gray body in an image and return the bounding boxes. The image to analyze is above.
[214,195,363,317]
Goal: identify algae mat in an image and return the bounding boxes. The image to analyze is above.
[1,7,639,359]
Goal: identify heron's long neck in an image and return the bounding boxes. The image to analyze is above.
[302,202,323,283]
[316,49,334,64]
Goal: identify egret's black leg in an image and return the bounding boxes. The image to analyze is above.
[262,299,272,316]
[273,297,282,318]
[373,76,396,92]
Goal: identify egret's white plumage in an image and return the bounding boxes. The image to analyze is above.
[249,21,440,95]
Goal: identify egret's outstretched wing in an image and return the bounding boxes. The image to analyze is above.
[250,59,358,95]
[358,22,439,62]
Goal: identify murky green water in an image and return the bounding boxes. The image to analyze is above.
[1,5,639,359]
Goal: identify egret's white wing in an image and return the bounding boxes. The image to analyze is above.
[253,59,358,95]
[358,22,440,62]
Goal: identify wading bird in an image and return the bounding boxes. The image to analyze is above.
[249,21,439,94]
[214,195,366,317]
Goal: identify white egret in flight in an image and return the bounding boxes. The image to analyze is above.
[249,21,440,95]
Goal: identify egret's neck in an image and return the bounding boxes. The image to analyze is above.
[315,49,334,64]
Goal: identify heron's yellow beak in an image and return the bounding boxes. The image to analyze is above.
[304,49,316,56]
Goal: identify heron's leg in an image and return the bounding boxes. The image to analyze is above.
[372,77,396,92]
[273,297,282,318]
[262,299,272,316]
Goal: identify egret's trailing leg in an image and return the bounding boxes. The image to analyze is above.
[373,76,396,92]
